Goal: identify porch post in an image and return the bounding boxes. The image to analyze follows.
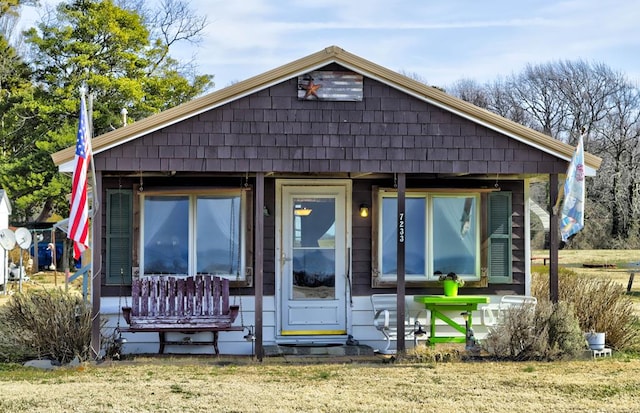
[396,173,406,352]
[90,170,102,359]
[549,173,559,303]
[254,172,265,361]
[524,178,532,296]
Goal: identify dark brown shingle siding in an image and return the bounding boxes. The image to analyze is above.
[96,75,566,176]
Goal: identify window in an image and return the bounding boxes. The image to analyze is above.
[375,190,480,284]
[141,190,248,282]
[431,195,479,276]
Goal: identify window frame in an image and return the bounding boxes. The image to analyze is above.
[372,188,485,288]
[139,188,253,286]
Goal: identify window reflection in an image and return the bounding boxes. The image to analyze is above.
[432,197,477,276]
[291,198,336,299]
[377,193,479,280]
[196,196,241,275]
[142,193,243,278]
[381,197,426,275]
[143,196,189,274]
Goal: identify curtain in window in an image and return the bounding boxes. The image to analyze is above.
[432,197,476,276]
[196,196,241,275]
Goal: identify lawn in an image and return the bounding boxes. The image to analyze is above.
[1,249,640,412]
[532,249,640,312]
[1,356,640,412]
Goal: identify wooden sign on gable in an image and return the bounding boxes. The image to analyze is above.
[297,71,363,101]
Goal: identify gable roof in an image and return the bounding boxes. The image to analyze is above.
[52,45,601,174]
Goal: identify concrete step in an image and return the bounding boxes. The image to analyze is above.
[263,344,378,363]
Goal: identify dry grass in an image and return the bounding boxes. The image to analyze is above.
[1,251,640,412]
[1,270,84,305]
[534,249,640,283]
[1,356,640,412]
[533,249,640,313]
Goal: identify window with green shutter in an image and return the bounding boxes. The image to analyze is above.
[106,189,132,285]
[373,189,481,286]
[488,192,512,283]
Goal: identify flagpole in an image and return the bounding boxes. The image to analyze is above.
[86,89,102,360]
[87,92,100,215]
[72,85,101,359]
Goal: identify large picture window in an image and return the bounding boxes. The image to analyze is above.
[141,191,247,281]
[376,190,480,284]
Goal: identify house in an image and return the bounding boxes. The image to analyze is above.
[52,46,601,358]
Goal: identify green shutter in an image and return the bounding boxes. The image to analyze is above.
[488,192,512,283]
[106,189,132,285]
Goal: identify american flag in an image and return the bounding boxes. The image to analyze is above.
[69,93,92,259]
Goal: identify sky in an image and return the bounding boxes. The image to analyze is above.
[19,0,640,91]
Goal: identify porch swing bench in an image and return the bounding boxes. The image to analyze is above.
[120,274,242,355]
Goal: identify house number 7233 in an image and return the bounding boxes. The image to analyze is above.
[398,212,405,243]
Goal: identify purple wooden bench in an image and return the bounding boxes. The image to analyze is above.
[120,275,242,355]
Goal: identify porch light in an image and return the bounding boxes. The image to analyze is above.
[294,207,312,216]
[359,204,369,218]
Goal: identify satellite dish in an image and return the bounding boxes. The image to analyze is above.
[0,228,16,250]
[14,227,32,249]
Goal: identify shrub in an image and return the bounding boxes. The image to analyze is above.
[532,267,638,349]
[547,301,589,358]
[482,300,586,361]
[483,302,542,360]
[0,306,38,362]
[0,289,92,364]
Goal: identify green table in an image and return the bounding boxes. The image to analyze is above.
[413,295,489,346]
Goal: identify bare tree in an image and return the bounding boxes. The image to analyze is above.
[507,63,567,137]
[449,59,640,247]
[149,0,208,75]
[114,0,209,81]
[551,61,626,145]
[591,81,640,240]
[447,78,490,108]
[485,77,530,126]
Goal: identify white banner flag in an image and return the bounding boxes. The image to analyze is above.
[560,135,585,242]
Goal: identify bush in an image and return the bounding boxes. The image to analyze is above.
[483,300,586,360]
[532,267,638,349]
[0,289,92,364]
[483,302,542,360]
[0,307,38,362]
[546,301,589,358]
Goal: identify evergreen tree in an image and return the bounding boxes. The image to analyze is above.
[2,0,212,222]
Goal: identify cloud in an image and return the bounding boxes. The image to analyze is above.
[19,0,640,88]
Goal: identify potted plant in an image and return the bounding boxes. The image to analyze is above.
[438,272,464,297]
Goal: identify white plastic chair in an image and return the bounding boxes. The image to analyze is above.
[371,294,429,354]
[481,295,537,326]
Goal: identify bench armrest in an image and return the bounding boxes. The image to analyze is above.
[122,307,132,325]
[373,309,391,330]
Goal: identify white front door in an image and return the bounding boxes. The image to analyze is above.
[277,181,350,339]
